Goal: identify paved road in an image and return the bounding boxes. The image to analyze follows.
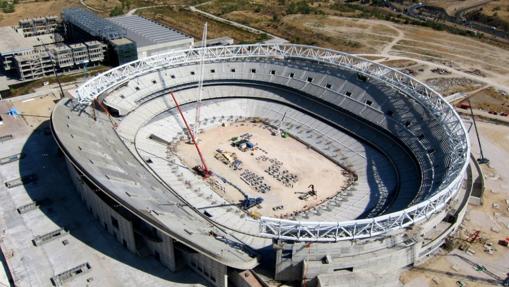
[405,3,508,40]
[79,0,103,13]
[125,5,169,16]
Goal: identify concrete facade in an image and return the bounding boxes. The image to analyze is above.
[85,41,106,63]
[13,51,54,80]
[16,16,58,37]
[51,45,74,69]
[12,41,106,80]
[0,15,108,80]
[64,157,230,287]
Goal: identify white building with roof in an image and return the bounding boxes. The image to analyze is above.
[107,15,193,59]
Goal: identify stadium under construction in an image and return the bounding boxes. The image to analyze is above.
[50,44,472,287]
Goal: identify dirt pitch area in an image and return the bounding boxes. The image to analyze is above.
[174,122,350,218]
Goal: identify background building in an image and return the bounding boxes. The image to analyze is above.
[16,16,58,37]
[62,7,136,66]
[108,15,193,59]
[0,13,107,81]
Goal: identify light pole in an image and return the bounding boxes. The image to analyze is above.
[468,100,489,164]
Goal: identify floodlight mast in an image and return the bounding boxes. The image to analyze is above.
[194,22,207,140]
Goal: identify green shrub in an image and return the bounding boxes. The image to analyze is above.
[110,5,123,17]
[287,1,312,15]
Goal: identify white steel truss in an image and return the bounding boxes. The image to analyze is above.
[75,44,470,242]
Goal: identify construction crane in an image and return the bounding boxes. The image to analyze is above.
[213,173,263,210]
[273,112,287,136]
[194,22,207,140]
[295,184,317,200]
[169,90,211,178]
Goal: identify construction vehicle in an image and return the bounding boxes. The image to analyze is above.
[467,230,480,243]
[212,173,263,211]
[248,210,262,219]
[214,150,236,165]
[193,165,212,178]
[232,159,242,170]
[272,112,287,136]
[296,184,317,200]
[240,197,264,210]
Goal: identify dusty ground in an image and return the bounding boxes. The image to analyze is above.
[469,87,509,114]
[11,94,58,129]
[0,0,80,26]
[189,1,509,115]
[82,0,122,12]
[482,0,509,22]
[138,6,263,43]
[174,122,348,218]
[401,120,509,286]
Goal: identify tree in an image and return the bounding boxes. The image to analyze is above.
[3,3,15,13]
[286,1,311,15]
[110,5,123,17]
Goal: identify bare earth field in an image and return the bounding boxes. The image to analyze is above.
[188,0,509,117]
[482,0,509,22]
[0,0,80,26]
[11,94,58,129]
[82,0,122,12]
[175,122,348,218]
[138,6,262,43]
[276,14,509,113]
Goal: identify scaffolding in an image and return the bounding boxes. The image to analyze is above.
[62,8,126,40]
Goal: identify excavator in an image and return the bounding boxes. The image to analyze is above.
[295,184,317,200]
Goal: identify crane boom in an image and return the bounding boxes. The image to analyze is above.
[169,91,211,177]
[194,22,208,139]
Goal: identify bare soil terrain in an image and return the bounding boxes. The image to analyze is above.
[189,1,509,113]
[482,0,509,22]
[469,87,509,114]
[0,0,80,26]
[138,6,263,43]
[11,94,58,128]
[175,122,349,218]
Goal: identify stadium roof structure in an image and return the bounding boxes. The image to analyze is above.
[62,8,127,41]
[72,44,470,242]
[107,15,191,48]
